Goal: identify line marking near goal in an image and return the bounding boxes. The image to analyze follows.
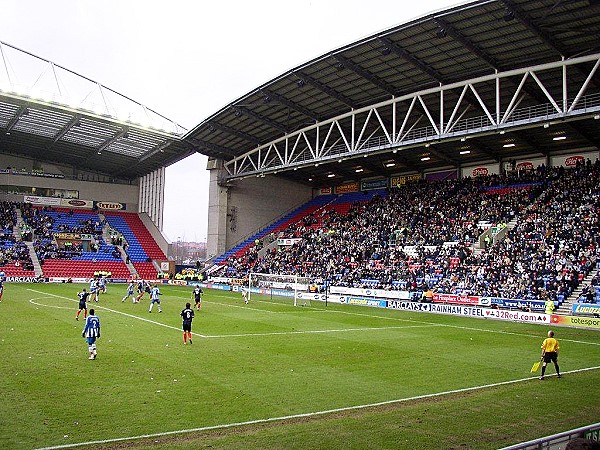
[204,323,442,339]
[30,288,600,347]
[286,302,600,348]
[27,289,208,338]
[29,297,74,310]
[33,365,600,450]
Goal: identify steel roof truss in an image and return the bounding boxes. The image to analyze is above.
[417,95,439,135]
[444,85,469,134]
[334,120,352,154]
[529,71,562,114]
[445,105,471,135]
[396,96,417,142]
[398,116,424,143]
[373,108,392,145]
[223,54,600,178]
[468,84,496,126]
[568,59,600,113]
[501,73,529,124]
[356,128,380,153]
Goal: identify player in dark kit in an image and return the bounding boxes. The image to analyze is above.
[192,286,203,310]
[180,302,195,345]
[76,288,90,320]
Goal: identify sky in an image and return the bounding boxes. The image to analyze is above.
[0,0,457,243]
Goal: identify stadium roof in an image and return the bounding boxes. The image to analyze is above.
[185,0,600,185]
[0,41,193,181]
[1,1,599,185]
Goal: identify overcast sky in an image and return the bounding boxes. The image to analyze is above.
[1,0,456,243]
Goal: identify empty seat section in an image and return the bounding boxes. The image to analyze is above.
[41,260,130,279]
[103,212,165,266]
[132,261,157,279]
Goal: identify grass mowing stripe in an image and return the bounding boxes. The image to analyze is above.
[27,288,208,338]
[33,365,600,450]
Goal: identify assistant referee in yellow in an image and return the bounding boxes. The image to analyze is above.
[539,330,561,380]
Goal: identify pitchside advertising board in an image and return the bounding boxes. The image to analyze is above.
[204,277,600,329]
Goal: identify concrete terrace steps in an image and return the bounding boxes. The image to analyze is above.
[558,267,600,314]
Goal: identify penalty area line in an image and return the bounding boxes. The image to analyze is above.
[27,288,207,338]
[34,365,600,450]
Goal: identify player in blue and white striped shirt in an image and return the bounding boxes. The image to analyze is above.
[148,285,162,313]
[82,309,100,360]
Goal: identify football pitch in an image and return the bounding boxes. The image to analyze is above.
[1,283,599,450]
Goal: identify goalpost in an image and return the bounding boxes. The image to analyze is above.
[247,273,312,306]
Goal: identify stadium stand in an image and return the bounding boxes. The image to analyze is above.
[213,162,599,303]
[103,211,165,279]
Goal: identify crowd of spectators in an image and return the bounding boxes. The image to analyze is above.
[0,202,34,270]
[218,161,599,302]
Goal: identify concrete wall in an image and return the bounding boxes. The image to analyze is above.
[207,166,312,259]
[0,173,139,207]
[0,153,139,207]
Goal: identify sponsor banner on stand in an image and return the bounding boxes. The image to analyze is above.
[24,195,62,206]
[329,286,412,300]
[361,178,388,191]
[54,232,94,240]
[61,199,94,209]
[571,303,600,316]
[167,280,188,286]
[391,174,421,187]
[433,293,480,306]
[277,238,302,246]
[94,201,126,211]
[501,299,545,312]
[335,181,360,194]
[318,187,333,195]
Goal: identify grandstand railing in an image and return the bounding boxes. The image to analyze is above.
[499,422,600,450]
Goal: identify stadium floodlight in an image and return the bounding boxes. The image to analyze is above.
[552,136,566,141]
[503,143,515,148]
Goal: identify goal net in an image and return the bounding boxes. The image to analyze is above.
[247,273,312,306]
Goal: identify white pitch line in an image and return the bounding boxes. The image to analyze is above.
[212,296,600,347]
[33,365,600,450]
[27,289,207,338]
[206,323,441,339]
[29,290,440,339]
[29,298,73,310]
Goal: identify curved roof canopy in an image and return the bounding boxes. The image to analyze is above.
[0,41,192,181]
[185,0,600,185]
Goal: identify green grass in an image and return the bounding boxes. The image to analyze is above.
[1,282,599,449]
